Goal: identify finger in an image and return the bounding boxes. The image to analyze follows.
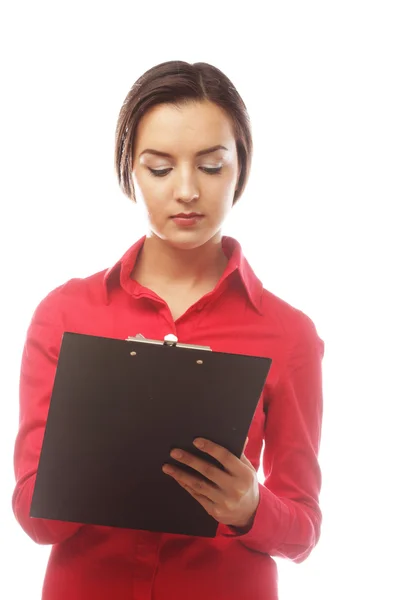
[240,453,256,470]
[162,464,222,503]
[177,481,237,526]
[169,448,231,488]
[192,438,241,475]
[177,480,217,517]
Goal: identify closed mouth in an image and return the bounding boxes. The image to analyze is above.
[171,214,203,218]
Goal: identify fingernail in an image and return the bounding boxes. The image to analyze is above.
[193,439,204,449]
[170,449,182,459]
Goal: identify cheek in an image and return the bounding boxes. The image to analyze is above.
[133,169,158,195]
[207,173,237,204]
[134,179,165,215]
[211,191,235,218]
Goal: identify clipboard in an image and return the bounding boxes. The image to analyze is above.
[30,332,272,537]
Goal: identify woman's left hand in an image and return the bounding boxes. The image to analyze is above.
[162,437,260,530]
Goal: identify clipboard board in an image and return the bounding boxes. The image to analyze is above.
[30,332,272,537]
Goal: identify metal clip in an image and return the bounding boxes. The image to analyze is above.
[126,333,212,352]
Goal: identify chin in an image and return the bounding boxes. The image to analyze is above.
[152,228,221,251]
[167,235,211,251]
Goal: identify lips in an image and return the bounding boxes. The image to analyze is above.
[171,213,203,218]
[171,214,204,227]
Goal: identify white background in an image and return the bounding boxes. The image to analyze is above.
[1,1,399,598]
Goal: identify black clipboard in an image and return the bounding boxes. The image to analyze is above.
[30,332,272,537]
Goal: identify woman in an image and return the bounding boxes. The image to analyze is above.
[12,60,325,600]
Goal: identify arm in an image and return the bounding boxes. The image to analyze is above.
[12,290,83,545]
[219,312,325,562]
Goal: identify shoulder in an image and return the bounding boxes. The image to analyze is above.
[31,268,109,321]
[260,286,323,352]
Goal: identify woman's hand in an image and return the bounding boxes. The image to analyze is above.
[162,438,259,530]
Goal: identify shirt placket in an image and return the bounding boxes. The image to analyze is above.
[131,531,162,600]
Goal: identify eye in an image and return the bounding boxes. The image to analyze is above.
[201,166,222,175]
[148,168,172,177]
[148,166,223,178]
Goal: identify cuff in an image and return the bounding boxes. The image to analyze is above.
[217,483,290,553]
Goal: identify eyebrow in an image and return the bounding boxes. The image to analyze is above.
[139,145,229,158]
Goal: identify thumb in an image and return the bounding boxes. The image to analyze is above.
[240,452,254,469]
[241,437,255,469]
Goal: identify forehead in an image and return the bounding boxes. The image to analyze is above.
[135,101,235,150]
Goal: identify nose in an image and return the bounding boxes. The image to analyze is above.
[173,169,200,203]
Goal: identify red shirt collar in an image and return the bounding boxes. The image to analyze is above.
[103,235,263,315]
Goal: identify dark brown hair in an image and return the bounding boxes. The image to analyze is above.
[114,60,253,205]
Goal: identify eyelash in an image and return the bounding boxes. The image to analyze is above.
[148,167,222,178]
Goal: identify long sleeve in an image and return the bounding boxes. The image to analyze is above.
[220,312,325,562]
[12,290,83,545]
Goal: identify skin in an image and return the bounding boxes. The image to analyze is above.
[131,100,260,530]
[131,100,240,287]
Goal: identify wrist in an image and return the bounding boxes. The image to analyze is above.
[228,507,257,533]
[229,487,260,532]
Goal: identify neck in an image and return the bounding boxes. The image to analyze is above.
[133,232,228,287]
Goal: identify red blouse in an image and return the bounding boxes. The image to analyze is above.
[13,235,324,600]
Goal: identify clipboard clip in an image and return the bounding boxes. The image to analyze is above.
[126,333,212,352]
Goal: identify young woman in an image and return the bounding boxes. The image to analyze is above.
[12,60,325,600]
